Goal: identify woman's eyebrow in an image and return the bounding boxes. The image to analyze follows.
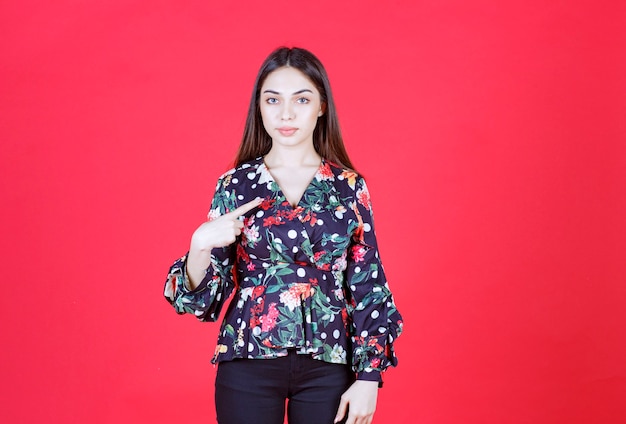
[262,89,314,95]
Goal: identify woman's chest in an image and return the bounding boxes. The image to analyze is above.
[237,177,359,267]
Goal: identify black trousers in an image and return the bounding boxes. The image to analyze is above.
[215,350,355,424]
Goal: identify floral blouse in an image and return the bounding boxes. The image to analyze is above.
[164,158,403,382]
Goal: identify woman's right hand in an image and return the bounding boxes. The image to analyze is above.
[191,197,262,251]
[186,197,262,289]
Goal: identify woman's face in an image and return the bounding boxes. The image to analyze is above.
[259,66,324,150]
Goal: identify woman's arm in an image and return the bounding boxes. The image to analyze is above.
[335,176,403,423]
[186,198,261,289]
[163,174,260,321]
[344,176,404,381]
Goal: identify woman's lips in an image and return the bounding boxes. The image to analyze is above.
[277,127,297,136]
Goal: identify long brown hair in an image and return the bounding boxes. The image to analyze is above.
[235,47,355,170]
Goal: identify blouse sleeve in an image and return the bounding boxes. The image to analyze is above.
[346,177,403,383]
[163,175,238,322]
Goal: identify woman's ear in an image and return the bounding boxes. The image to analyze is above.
[318,102,326,117]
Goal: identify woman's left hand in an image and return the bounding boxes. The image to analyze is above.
[334,380,379,424]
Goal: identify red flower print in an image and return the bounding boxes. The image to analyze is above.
[260,198,275,210]
[283,207,303,221]
[260,302,279,332]
[263,216,284,227]
[313,250,327,263]
[249,299,265,328]
[351,245,367,262]
[298,211,318,226]
[246,262,256,271]
[370,357,381,369]
[357,187,371,210]
[353,225,364,243]
[292,283,312,298]
[341,307,349,325]
[251,286,265,300]
[237,243,251,263]
[319,162,334,180]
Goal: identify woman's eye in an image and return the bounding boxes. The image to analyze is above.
[296,97,310,104]
[266,98,279,104]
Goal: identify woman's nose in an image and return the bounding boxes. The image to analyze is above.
[281,103,294,121]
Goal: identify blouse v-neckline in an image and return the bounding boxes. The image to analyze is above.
[260,158,324,209]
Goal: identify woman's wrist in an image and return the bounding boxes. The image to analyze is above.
[186,248,213,290]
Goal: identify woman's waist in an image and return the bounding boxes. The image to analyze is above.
[236,260,342,289]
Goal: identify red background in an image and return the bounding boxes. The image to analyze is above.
[1,1,625,423]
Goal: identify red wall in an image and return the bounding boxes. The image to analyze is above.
[1,1,625,423]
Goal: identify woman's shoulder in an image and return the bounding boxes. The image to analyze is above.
[324,159,366,191]
[209,158,265,195]
[324,161,374,212]
[217,157,264,181]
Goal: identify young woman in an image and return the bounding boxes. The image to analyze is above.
[164,47,403,424]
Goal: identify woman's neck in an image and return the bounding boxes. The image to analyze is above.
[264,145,321,169]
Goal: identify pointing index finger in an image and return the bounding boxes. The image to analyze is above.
[228,197,263,218]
